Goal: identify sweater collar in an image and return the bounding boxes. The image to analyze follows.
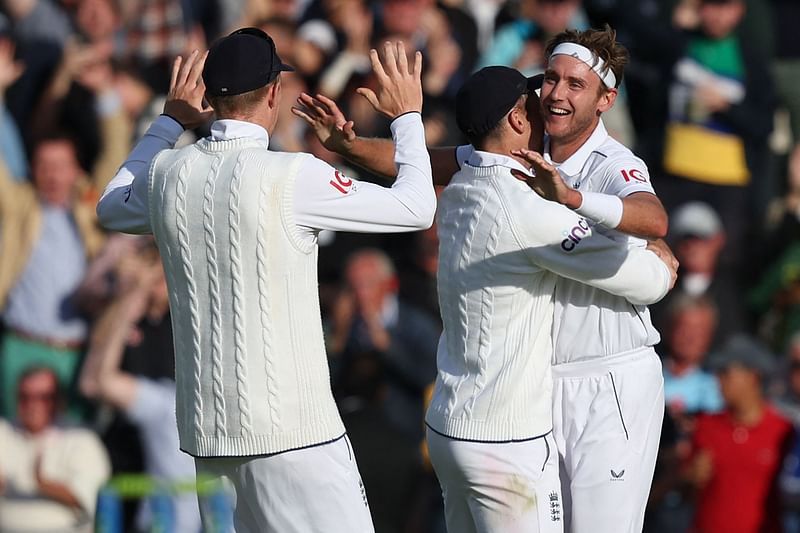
[465,148,532,178]
[210,119,270,148]
[543,119,608,177]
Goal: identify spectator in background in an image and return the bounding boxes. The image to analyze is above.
[774,333,800,426]
[687,334,793,533]
[374,0,465,102]
[0,37,26,181]
[0,365,111,532]
[653,201,747,346]
[477,0,587,74]
[771,0,800,145]
[121,0,191,93]
[1,0,73,128]
[651,293,724,532]
[326,248,440,532]
[657,0,774,269]
[327,248,440,441]
[80,243,201,533]
[397,224,441,327]
[763,143,800,266]
[0,133,106,418]
[775,333,800,533]
[750,242,800,355]
[662,293,724,424]
[29,37,131,187]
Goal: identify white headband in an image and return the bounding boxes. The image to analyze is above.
[550,42,617,89]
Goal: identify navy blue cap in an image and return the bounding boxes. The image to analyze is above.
[203,27,294,97]
[456,67,542,138]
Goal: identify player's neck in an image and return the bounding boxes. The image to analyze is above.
[482,138,529,169]
[548,118,599,164]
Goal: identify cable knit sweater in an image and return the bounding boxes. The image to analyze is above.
[426,149,671,442]
[149,139,343,456]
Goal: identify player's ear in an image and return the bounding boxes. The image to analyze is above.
[596,87,617,115]
[267,77,281,109]
[508,106,527,135]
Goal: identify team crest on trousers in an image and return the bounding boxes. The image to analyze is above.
[549,491,561,522]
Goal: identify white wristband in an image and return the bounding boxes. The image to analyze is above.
[575,191,624,228]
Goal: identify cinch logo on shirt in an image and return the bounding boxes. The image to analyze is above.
[561,218,590,251]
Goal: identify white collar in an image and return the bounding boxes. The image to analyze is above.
[544,119,608,177]
[466,148,533,177]
[210,119,270,147]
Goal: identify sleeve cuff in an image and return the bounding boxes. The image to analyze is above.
[390,111,422,134]
[159,113,186,131]
[152,114,186,142]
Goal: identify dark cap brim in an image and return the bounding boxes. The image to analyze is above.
[528,73,544,92]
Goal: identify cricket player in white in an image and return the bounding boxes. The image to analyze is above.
[96,31,435,533]
[295,66,677,532]
[509,27,671,533]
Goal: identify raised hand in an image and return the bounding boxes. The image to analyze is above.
[0,38,24,96]
[292,92,356,154]
[511,148,580,207]
[163,50,214,129]
[356,41,423,119]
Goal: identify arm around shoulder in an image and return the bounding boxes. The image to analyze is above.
[512,192,674,305]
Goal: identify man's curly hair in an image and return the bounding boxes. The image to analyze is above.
[545,25,629,91]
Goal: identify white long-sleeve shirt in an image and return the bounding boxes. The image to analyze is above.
[544,120,662,364]
[97,113,435,237]
[97,112,435,456]
[426,148,671,442]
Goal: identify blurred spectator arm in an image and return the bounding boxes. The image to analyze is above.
[79,257,156,409]
[318,2,372,99]
[28,40,91,139]
[713,51,775,142]
[53,431,111,517]
[0,38,26,181]
[34,456,83,510]
[87,70,133,195]
[0,0,36,21]
[380,312,439,392]
[684,414,714,491]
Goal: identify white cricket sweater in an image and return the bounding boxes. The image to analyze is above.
[149,141,343,457]
[425,149,671,442]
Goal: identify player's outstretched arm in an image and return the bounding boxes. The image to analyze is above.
[511,148,668,239]
[293,90,458,185]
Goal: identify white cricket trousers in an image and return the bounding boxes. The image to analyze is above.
[194,435,374,533]
[552,347,664,533]
[427,427,564,533]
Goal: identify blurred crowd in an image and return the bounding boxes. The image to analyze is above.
[0,0,798,531]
